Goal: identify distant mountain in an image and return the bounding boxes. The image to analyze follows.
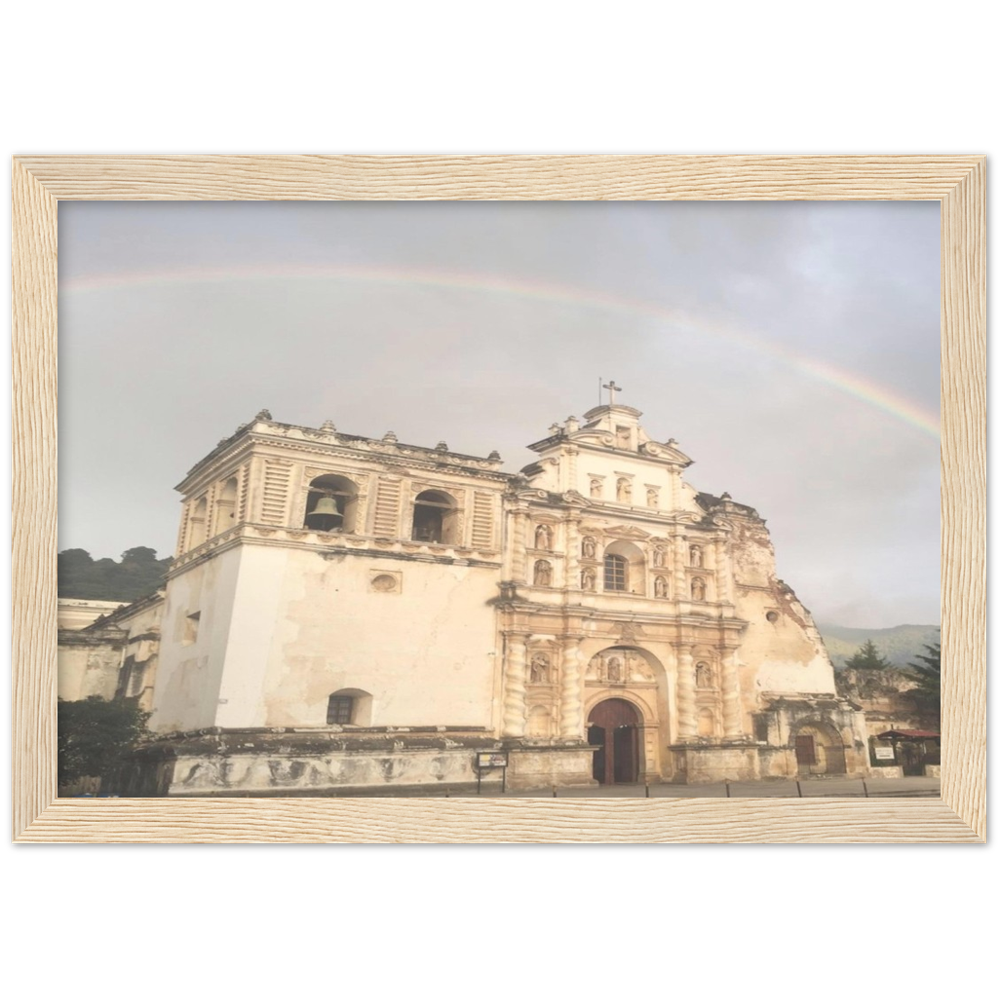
[817,623,941,670]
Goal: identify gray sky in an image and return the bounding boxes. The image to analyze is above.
[58,200,940,628]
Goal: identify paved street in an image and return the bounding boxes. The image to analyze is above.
[486,776,941,799]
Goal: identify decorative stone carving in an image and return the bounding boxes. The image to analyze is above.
[696,662,714,688]
[691,577,707,602]
[654,575,669,598]
[653,545,666,567]
[589,478,603,499]
[689,544,704,567]
[502,638,527,737]
[616,478,632,503]
[581,566,596,591]
[528,652,551,684]
[581,535,597,559]
[534,524,553,550]
[646,487,659,508]
[533,559,552,587]
[585,647,655,685]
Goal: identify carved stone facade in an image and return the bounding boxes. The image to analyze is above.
[81,402,868,796]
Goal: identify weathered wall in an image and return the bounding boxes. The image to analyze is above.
[57,630,125,701]
[215,544,501,729]
[149,547,242,732]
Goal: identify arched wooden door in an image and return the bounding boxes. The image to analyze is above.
[588,698,642,784]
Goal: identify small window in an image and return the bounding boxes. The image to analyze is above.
[604,553,628,592]
[327,695,354,725]
[183,611,201,645]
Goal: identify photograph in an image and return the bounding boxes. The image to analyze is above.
[54,198,942,801]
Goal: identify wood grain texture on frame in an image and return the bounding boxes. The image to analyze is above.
[11,154,986,843]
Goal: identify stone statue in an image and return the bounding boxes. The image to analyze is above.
[690,545,703,567]
[696,662,713,688]
[654,575,668,598]
[535,524,552,550]
[653,546,665,567]
[607,656,623,683]
[581,566,596,591]
[647,488,659,508]
[534,560,552,587]
[582,535,597,559]
[691,577,706,601]
[590,479,603,499]
[529,653,550,684]
[616,478,632,503]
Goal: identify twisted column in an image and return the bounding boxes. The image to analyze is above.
[565,514,580,591]
[560,639,584,738]
[675,645,696,739]
[721,648,742,737]
[511,509,528,583]
[502,636,527,736]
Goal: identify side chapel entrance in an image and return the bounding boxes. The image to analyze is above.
[588,698,642,784]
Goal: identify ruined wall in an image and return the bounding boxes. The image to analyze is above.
[727,516,839,700]
[57,629,126,701]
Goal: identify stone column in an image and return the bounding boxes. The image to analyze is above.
[560,638,584,738]
[672,528,687,601]
[675,645,696,740]
[721,647,742,738]
[565,513,580,590]
[511,508,529,583]
[502,635,527,737]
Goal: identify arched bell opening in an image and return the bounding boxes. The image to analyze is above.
[304,474,358,533]
[411,489,458,544]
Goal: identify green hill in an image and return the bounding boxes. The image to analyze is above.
[817,623,940,669]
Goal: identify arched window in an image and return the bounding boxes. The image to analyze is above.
[213,477,238,535]
[326,693,355,724]
[604,553,628,592]
[412,489,457,544]
[304,474,358,533]
[602,540,646,594]
[188,496,208,549]
[326,688,373,727]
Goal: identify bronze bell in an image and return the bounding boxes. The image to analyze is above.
[312,496,340,517]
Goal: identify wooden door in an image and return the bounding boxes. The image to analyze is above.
[588,698,642,784]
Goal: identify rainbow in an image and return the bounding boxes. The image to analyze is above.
[61,264,940,440]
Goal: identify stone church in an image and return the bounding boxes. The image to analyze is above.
[63,393,871,795]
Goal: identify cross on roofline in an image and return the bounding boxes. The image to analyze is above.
[602,379,623,405]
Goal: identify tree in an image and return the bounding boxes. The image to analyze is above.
[908,637,941,712]
[844,638,893,671]
[58,546,171,601]
[57,697,151,788]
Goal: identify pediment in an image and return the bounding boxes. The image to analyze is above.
[603,525,652,540]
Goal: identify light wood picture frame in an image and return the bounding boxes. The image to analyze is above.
[11,154,985,843]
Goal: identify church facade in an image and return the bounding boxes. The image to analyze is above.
[98,398,869,795]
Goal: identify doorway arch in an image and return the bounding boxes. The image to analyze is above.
[588,698,643,784]
[792,720,847,776]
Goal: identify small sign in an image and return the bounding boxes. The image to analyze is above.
[477,752,508,769]
[874,746,896,761]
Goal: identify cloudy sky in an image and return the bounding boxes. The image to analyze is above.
[58,200,940,628]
